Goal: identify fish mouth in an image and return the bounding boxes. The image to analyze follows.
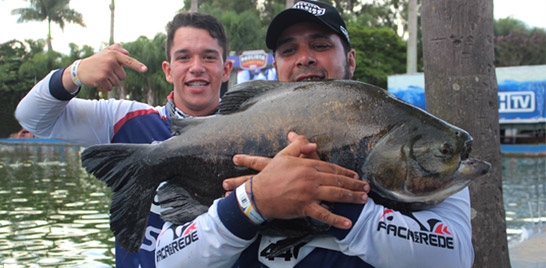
[456,135,490,178]
[458,157,491,176]
[461,140,472,160]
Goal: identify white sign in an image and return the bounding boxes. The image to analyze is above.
[498,91,535,113]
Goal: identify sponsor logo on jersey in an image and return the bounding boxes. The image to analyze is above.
[377,209,455,249]
[156,221,199,263]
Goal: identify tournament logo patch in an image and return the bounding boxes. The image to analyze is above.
[156,222,200,262]
[239,50,268,70]
[377,209,455,249]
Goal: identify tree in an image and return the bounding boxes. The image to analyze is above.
[0,40,37,93]
[218,9,266,54]
[349,0,409,38]
[421,0,509,267]
[348,23,406,87]
[285,0,294,8]
[185,0,257,13]
[11,0,86,52]
[122,34,171,105]
[0,39,59,137]
[260,0,287,25]
[109,0,115,45]
[494,18,546,67]
[191,0,198,12]
[406,0,417,73]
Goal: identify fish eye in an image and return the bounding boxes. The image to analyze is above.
[440,143,452,155]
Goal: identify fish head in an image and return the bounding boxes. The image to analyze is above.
[362,120,490,209]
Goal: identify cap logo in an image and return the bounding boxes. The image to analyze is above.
[340,26,350,42]
[292,1,325,16]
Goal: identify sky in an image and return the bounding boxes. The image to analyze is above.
[0,0,545,55]
[0,0,184,54]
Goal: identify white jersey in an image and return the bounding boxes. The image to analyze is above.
[156,186,474,268]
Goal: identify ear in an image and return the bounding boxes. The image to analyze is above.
[162,61,173,83]
[222,60,234,82]
[347,49,356,78]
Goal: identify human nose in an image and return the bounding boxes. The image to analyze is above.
[296,47,316,66]
[189,57,205,74]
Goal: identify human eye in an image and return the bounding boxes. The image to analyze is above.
[278,45,296,56]
[204,53,219,62]
[175,54,190,61]
[312,42,332,51]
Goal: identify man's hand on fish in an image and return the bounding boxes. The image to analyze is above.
[62,43,148,93]
[222,131,320,194]
[223,132,370,230]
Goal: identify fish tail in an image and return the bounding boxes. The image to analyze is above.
[81,144,159,252]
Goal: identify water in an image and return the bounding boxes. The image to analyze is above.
[502,155,546,245]
[0,144,114,267]
[0,143,544,266]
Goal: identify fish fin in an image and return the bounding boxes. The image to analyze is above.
[218,80,278,115]
[171,80,279,135]
[170,117,204,136]
[81,144,160,252]
[264,235,314,258]
[157,182,209,223]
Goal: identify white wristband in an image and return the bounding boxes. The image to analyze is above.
[70,59,82,87]
[236,183,266,225]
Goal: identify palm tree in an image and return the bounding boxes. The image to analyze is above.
[191,0,198,12]
[11,0,86,52]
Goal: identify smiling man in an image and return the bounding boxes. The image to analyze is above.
[14,12,233,268]
[266,0,355,82]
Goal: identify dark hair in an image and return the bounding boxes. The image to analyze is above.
[165,12,228,62]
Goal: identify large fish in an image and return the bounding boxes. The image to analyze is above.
[81,80,490,253]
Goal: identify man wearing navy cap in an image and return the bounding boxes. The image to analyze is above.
[156,1,474,267]
[265,1,351,49]
[266,0,355,82]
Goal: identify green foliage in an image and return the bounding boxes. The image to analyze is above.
[494,18,546,67]
[348,23,407,88]
[0,39,47,92]
[347,0,408,37]
[11,0,86,52]
[259,0,286,23]
[19,50,64,83]
[217,10,267,54]
[194,2,267,54]
[0,41,28,92]
[494,17,527,36]
[122,34,172,105]
[185,0,258,14]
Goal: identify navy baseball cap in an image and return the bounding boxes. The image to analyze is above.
[266,0,350,50]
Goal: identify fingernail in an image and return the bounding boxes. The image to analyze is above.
[362,195,368,203]
[222,181,229,190]
[232,155,240,165]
